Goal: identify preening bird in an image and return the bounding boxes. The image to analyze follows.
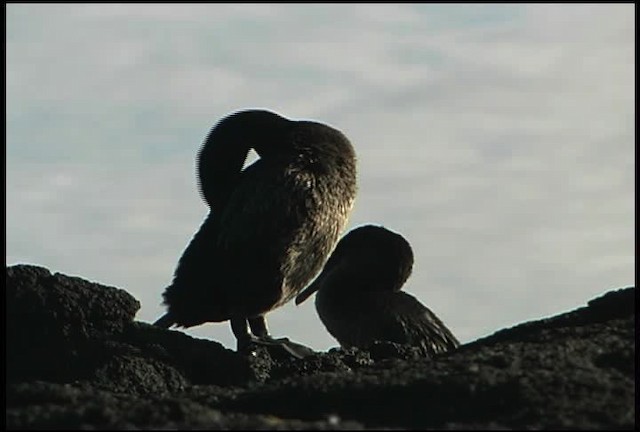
[154,109,357,358]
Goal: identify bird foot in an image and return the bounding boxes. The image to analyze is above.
[238,335,316,359]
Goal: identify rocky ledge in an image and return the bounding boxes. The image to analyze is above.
[5,264,635,430]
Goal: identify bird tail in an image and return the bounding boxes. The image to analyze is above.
[153,313,175,329]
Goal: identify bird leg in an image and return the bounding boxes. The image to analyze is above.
[247,316,270,338]
[230,315,315,359]
[231,316,257,353]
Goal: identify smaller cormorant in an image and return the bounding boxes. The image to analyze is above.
[295,225,460,356]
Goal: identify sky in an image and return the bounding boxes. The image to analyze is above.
[6,3,635,352]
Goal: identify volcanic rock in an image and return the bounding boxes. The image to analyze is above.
[5,264,635,429]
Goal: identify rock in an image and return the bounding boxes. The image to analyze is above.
[220,292,634,429]
[6,264,140,383]
[91,350,189,395]
[5,265,281,391]
[4,265,635,429]
[6,381,365,429]
[122,321,275,386]
[468,286,636,347]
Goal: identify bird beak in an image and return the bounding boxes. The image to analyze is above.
[296,258,343,305]
[295,278,322,305]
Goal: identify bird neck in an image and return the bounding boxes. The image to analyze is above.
[196,111,291,210]
[197,125,251,211]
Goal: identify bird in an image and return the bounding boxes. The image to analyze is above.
[295,225,460,357]
[154,109,357,358]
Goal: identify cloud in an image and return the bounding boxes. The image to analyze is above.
[6,3,634,350]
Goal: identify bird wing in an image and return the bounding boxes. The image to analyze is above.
[211,158,320,313]
[392,292,461,355]
[358,291,460,356]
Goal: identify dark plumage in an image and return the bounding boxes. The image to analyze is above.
[154,109,357,357]
[295,225,460,356]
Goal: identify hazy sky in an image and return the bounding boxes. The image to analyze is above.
[6,3,635,351]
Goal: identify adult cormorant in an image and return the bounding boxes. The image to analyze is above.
[154,109,357,358]
[295,225,459,357]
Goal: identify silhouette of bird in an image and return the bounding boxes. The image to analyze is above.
[296,225,459,356]
[154,109,357,358]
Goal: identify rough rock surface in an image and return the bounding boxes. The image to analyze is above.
[5,264,635,430]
